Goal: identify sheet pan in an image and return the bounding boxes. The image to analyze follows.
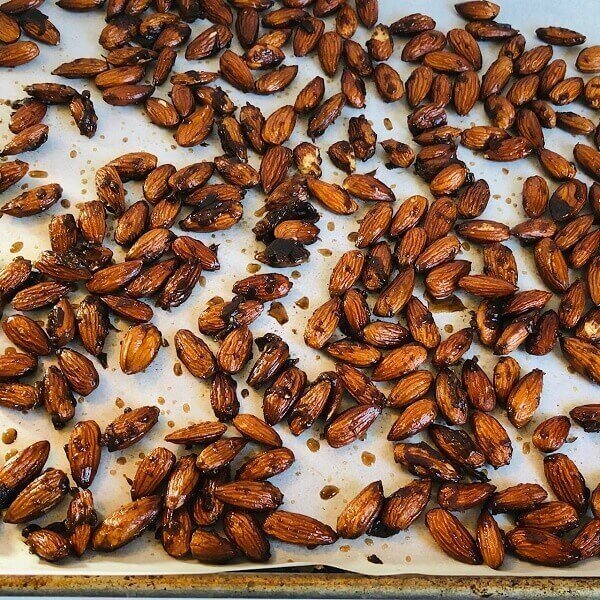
[0,0,599,581]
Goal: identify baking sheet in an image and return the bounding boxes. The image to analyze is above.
[0,0,599,578]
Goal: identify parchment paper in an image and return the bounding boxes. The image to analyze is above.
[0,0,599,577]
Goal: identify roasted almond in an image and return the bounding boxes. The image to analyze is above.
[426,508,482,565]
[93,496,162,551]
[262,510,338,546]
[4,468,69,524]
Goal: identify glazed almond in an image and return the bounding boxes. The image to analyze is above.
[506,527,580,566]
[174,329,216,379]
[337,481,384,539]
[236,447,295,482]
[120,323,162,374]
[381,478,431,532]
[490,483,548,514]
[214,480,283,511]
[4,468,69,524]
[0,441,49,509]
[131,447,176,500]
[544,453,589,514]
[263,510,338,546]
[426,508,482,565]
[223,510,270,562]
[93,496,162,551]
[66,420,102,489]
[103,406,160,452]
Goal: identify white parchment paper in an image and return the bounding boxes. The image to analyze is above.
[0,0,599,577]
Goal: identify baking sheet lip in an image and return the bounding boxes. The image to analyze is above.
[2,572,600,598]
[4,559,600,578]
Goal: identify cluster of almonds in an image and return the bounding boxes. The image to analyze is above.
[0,150,235,421]
[0,0,600,573]
[1,84,98,155]
[0,0,60,68]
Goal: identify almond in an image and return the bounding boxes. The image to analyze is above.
[476,510,505,569]
[426,508,482,564]
[103,406,159,451]
[470,410,512,468]
[4,468,69,524]
[263,510,338,546]
[65,420,102,489]
[93,496,162,551]
[506,527,580,566]
[381,479,431,532]
[544,453,589,514]
[0,441,49,509]
[337,481,383,539]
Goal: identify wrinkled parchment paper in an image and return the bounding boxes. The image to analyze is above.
[1,0,599,578]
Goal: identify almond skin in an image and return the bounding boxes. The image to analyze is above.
[470,410,513,468]
[394,442,460,482]
[190,529,236,564]
[329,250,364,296]
[389,196,425,235]
[572,519,600,559]
[455,1,500,20]
[223,510,270,562]
[516,501,579,534]
[506,369,544,428]
[164,422,227,446]
[372,343,427,381]
[336,363,386,407]
[560,336,600,384]
[326,404,382,448]
[25,529,70,563]
[462,357,496,412]
[529,311,561,353]
[0,382,40,412]
[433,327,473,368]
[429,424,485,471]
[57,348,99,396]
[233,414,282,448]
[217,326,253,374]
[262,366,307,425]
[570,404,600,432]
[165,454,200,512]
[214,480,283,511]
[304,297,341,349]
[387,398,437,441]
[174,329,216,380]
[373,268,415,317]
[435,368,468,425]
[247,335,290,388]
[493,357,520,404]
[236,447,295,482]
[43,365,75,429]
[438,482,496,512]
